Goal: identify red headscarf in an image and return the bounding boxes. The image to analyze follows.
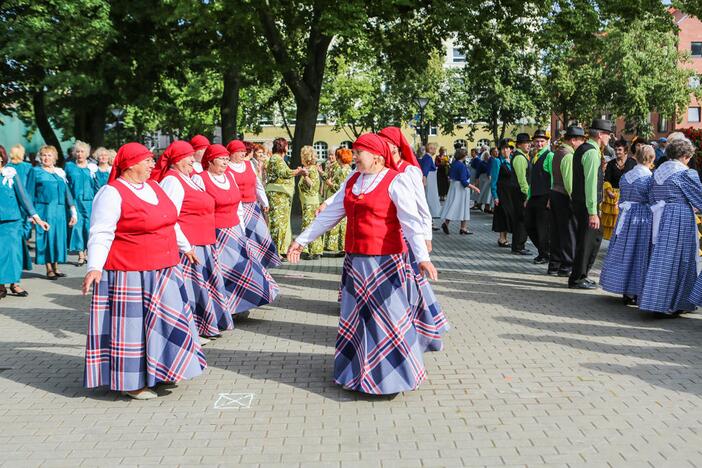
[201,144,229,170]
[190,135,210,151]
[378,126,419,167]
[150,140,195,182]
[352,133,398,171]
[108,142,154,183]
[226,140,246,153]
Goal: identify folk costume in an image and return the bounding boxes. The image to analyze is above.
[601,156,637,240]
[440,159,473,224]
[65,161,99,253]
[297,162,324,258]
[323,163,352,253]
[490,145,514,236]
[265,151,295,258]
[95,166,111,188]
[509,135,531,254]
[599,164,653,299]
[7,158,35,270]
[226,140,280,269]
[189,134,210,174]
[419,152,442,218]
[296,133,436,395]
[85,143,206,392]
[154,141,233,337]
[193,145,279,315]
[525,131,553,262]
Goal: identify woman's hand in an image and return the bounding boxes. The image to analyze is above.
[262,206,270,213]
[494,199,500,207]
[469,184,480,193]
[426,240,433,253]
[325,180,333,188]
[33,217,50,231]
[418,261,438,281]
[69,215,78,227]
[606,190,615,199]
[183,249,200,265]
[286,241,304,264]
[82,270,102,295]
[315,203,327,216]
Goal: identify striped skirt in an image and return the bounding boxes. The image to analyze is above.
[336,253,427,395]
[215,225,279,315]
[84,266,207,392]
[240,201,281,269]
[181,244,233,337]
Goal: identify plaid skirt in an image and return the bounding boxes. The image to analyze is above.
[181,244,233,337]
[84,266,207,391]
[215,225,279,314]
[240,202,281,269]
[405,245,449,352]
[336,253,427,395]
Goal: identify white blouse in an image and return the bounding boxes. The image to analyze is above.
[159,172,208,253]
[228,161,269,208]
[87,179,190,273]
[192,170,245,221]
[296,169,430,262]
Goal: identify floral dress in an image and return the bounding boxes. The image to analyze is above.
[265,154,295,256]
[298,168,323,255]
[323,164,352,252]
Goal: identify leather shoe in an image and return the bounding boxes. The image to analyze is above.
[533,256,549,265]
[546,269,559,276]
[557,270,572,277]
[9,285,28,297]
[569,281,597,290]
[511,249,531,256]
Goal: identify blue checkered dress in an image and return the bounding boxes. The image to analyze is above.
[599,174,652,297]
[85,266,207,391]
[336,253,427,395]
[240,201,281,269]
[214,224,279,314]
[181,244,233,337]
[639,169,702,314]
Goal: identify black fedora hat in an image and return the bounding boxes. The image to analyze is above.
[564,126,585,138]
[498,138,512,149]
[532,129,549,140]
[515,133,531,144]
[589,118,613,134]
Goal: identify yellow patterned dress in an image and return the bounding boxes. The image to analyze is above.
[298,168,323,256]
[265,154,295,257]
[323,164,352,253]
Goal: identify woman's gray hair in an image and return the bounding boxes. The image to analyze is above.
[665,138,695,161]
[72,140,91,156]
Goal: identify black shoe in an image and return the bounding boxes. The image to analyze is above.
[569,281,597,290]
[497,240,511,248]
[432,226,439,231]
[511,249,531,256]
[0,285,6,299]
[55,272,67,277]
[546,269,559,276]
[9,285,29,297]
[441,222,449,235]
[459,230,473,235]
[557,269,572,277]
[533,256,549,265]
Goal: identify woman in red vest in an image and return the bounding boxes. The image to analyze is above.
[193,144,279,317]
[226,140,281,269]
[378,127,449,353]
[81,143,206,400]
[152,140,233,342]
[288,133,439,395]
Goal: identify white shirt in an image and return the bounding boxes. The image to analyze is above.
[228,161,269,208]
[192,161,203,174]
[296,169,430,262]
[159,172,207,253]
[400,163,433,240]
[193,170,245,221]
[86,179,189,273]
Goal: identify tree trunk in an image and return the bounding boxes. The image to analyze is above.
[291,95,318,169]
[87,102,107,147]
[221,68,241,143]
[32,89,65,164]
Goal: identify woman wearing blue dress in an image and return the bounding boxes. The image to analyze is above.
[440,148,481,234]
[7,144,35,271]
[65,141,98,266]
[93,147,113,188]
[0,148,50,299]
[31,145,77,279]
[599,145,655,305]
[639,138,702,316]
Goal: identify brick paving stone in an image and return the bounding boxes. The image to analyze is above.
[1,211,702,466]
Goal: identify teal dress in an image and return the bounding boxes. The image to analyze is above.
[7,161,35,269]
[65,162,98,252]
[0,167,38,284]
[95,168,111,188]
[31,167,75,264]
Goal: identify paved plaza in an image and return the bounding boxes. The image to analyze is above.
[1,211,702,467]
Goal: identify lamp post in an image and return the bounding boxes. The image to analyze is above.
[111,108,125,146]
[416,97,429,146]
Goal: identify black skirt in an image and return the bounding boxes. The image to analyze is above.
[492,164,515,233]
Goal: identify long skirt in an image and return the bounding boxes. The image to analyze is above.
[336,253,427,394]
[440,180,471,222]
[324,218,347,252]
[181,244,233,337]
[599,204,651,297]
[267,192,292,257]
[477,173,493,206]
[69,198,92,252]
[0,220,24,284]
[492,188,514,233]
[302,203,324,255]
[84,266,207,391]
[21,222,32,271]
[405,245,449,352]
[639,204,699,313]
[600,185,619,240]
[425,171,442,218]
[437,165,449,200]
[240,201,281,269]
[35,202,68,264]
[215,225,279,314]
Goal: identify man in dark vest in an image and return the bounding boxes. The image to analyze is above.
[569,119,612,289]
[525,129,554,265]
[548,126,586,277]
[510,133,531,255]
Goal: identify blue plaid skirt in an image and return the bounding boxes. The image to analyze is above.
[181,244,233,336]
[240,202,281,269]
[336,253,427,394]
[215,225,279,314]
[84,266,207,391]
[405,245,449,352]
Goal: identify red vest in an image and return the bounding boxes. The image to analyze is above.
[104,180,180,271]
[229,161,257,202]
[397,161,410,174]
[165,170,216,246]
[200,171,241,229]
[343,170,406,255]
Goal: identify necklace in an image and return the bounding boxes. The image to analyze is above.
[212,172,227,184]
[357,171,383,199]
[123,178,144,190]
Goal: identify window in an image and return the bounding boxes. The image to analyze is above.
[452,47,466,63]
[658,116,669,133]
[688,107,701,123]
[428,126,438,136]
[258,114,274,126]
[690,75,700,89]
[339,140,353,149]
[453,139,467,149]
[477,138,491,148]
[316,114,327,124]
[692,42,702,57]
[313,141,328,160]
